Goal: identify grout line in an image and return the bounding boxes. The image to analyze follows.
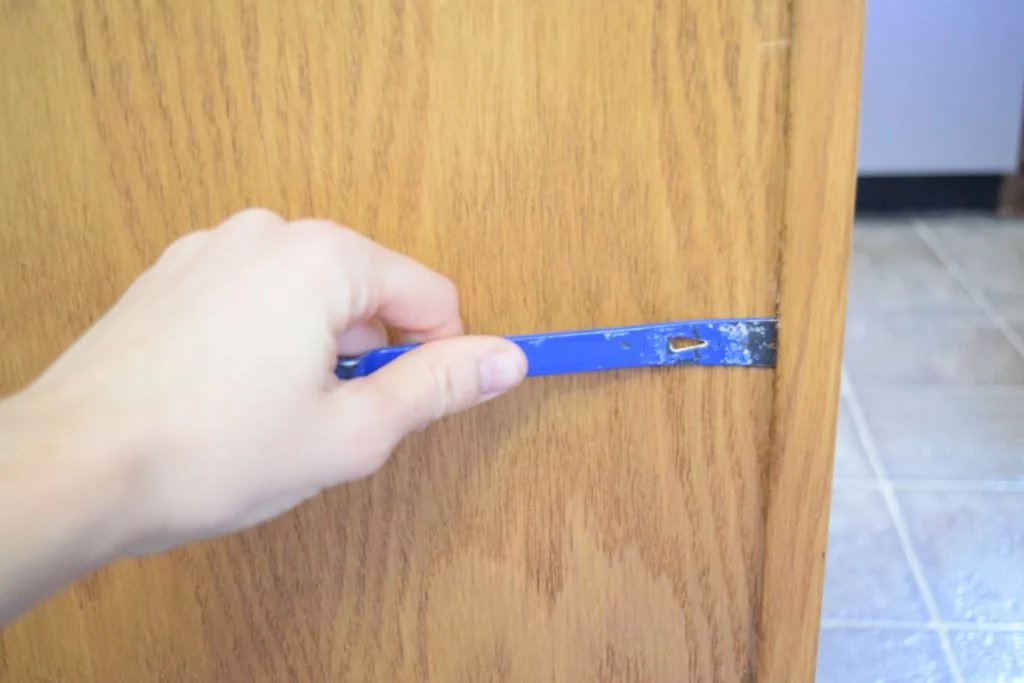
[914,219,1024,363]
[945,621,1024,633]
[833,478,1024,493]
[845,385,1024,397]
[822,618,935,631]
[840,366,967,682]
[888,480,1024,493]
[821,618,935,631]
[830,478,881,491]
[847,312,997,323]
[821,618,1024,633]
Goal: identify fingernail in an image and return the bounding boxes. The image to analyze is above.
[479,348,527,396]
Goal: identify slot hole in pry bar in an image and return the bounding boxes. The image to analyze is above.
[668,336,707,353]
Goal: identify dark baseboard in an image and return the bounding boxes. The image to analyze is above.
[999,173,1024,218]
[855,175,1003,215]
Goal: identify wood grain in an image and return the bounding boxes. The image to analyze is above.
[0,1,857,681]
[997,104,1024,217]
[756,0,865,680]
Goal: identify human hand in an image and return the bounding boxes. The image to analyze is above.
[15,208,527,556]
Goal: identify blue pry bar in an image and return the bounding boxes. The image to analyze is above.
[335,317,777,380]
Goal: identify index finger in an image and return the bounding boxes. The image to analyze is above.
[311,223,465,343]
[364,243,465,342]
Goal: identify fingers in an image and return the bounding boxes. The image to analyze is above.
[283,220,463,343]
[159,230,211,266]
[356,243,465,342]
[245,217,463,344]
[335,319,388,355]
[323,336,527,480]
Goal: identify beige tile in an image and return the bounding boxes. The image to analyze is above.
[926,215,1024,320]
[822,489,929,620]
[1014,321,1024,344]
[833,399,874,479]
[950,631,1024,681]
[900,490,1024,623]
[858,390,1024,480]
[847,219,979,315]
[816,629,953,683]
[844,316,1024,386]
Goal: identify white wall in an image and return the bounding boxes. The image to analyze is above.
[857,0,1024,175]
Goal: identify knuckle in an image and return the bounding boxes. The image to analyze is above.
[427,359,461,422]
[159,230,209,263]
[438,275,460,307]
[287,220,368,258]
[168,229,207,250]
[215,207,285,242]
[229,206,285,228]
[289,218,360,242]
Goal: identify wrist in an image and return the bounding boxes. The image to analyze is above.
[0,387,142,606]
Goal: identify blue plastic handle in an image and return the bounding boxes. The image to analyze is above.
[336,317,777,380]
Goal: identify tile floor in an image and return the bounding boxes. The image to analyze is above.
[816,213,1024,683]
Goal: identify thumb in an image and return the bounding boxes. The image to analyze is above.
[335,335,527,451]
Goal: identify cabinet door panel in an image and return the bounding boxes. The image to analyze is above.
[0,1,861,681]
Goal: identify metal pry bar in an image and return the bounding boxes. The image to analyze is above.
[335,317,777,380]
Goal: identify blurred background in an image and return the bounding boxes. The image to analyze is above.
[815,1,1024,681]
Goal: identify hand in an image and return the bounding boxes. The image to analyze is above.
[7,208,527,559]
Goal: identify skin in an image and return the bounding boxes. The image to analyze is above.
[0,208,528,626]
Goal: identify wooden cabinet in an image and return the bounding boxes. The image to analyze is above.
[0,1,863,681]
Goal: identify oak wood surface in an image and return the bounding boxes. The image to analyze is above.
[756,0,865,679]
[998,110,1024,216]
[0,1,857,680]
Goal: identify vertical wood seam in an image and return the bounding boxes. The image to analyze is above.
[756,0,865,680]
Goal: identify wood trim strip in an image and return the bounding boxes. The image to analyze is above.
[756,0,865,680]
[998,174,1024,217]
[997,88,1024,217]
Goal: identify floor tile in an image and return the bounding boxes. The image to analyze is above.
[857,391,1024,480]
[926,215,1024,321]
[950,630,1024,681]
[848,219,979,315]
[844,316,1024,386]
[816,628,953,683]
[900,491,1024,623]
[834,399,875,479]
[822,490,929,620]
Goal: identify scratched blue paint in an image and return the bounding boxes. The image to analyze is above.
[335,317,777,380]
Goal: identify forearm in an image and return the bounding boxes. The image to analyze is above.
[0,390,132,625]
